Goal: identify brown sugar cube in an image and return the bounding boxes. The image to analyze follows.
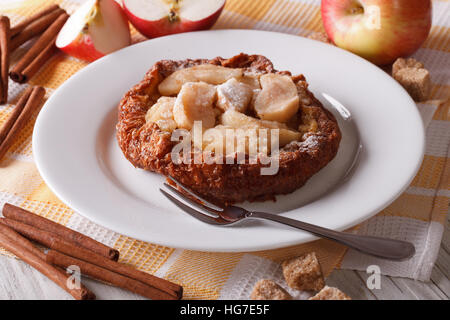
[392,57,431,101]
[307,32,332,44]
[250,279,292,300]
[281,252,325,291]
[393,67,431,102]
[392,57,424,75]
[309,286,351,300]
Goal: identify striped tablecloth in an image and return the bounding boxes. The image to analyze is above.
[0,0,448,299]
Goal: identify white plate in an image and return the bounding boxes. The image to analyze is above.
[33,30,424,252]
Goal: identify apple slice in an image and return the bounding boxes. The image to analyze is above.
[123,0,225,39]
[56,0,131,62]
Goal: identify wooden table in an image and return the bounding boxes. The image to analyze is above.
[326,215,450,300]
[1,215,448,300]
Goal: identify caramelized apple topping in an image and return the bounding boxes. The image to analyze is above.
[145,66,321,154]
[173,81,217,129]
[254,74,299,123]
[145,96,177,132]
[240,72,261,90]
[216,78,253,113]
[158,64,243,95]
[221,109,301,147]
[198,125,267,156]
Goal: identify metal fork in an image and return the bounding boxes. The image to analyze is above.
[160,176,415,261]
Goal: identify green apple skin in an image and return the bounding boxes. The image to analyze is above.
[321,0,432,65]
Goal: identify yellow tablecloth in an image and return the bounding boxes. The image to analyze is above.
[0,0,448,299]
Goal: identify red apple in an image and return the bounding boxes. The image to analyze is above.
[56,0,131,62]
[321,0,432,65]
[123,0,225,39]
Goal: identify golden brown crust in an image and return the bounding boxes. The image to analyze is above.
[117,53,341,204]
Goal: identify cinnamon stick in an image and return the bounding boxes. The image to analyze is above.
[0,86,45,160]
[20,34,58,83]
[47,250,177,300]
[0,87,32,145]
[0,217,84,252]
[0,16,10,104]
[0,223,95,300]
[10,8,65,52]
[2,216,181,299]
[54,240,183,299]
[10,12,68,83]
[0,217,46,260]
[1,217,182,299]
[10,4,60,37]
[3,203,120,261]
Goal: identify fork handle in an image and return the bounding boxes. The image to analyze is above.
[249,211,415,261]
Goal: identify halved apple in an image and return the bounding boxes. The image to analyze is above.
[123,0,225,39]
[56,0,131,62]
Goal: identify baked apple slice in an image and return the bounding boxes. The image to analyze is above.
[254,74,299,123]
[145,96,178,132]
[221,109,287,130]
[216,78,253,113]
[158,64,243,95]
[173,82,217,129]
[220,110,301,147]
[200,125,261,156]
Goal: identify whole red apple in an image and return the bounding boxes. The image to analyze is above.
[321,0,432,65]
[123,0,225,39]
